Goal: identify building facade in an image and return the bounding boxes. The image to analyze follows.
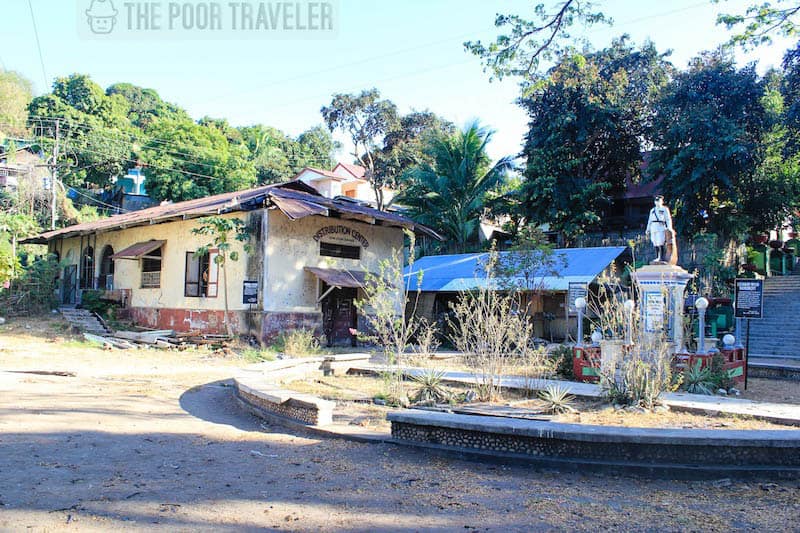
[27,181,437,345]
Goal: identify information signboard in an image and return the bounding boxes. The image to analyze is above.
[734,279,763,319]
[567,282,588,315]
[242,280,259,305]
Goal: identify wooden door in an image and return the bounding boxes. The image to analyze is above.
[322,285,357,347]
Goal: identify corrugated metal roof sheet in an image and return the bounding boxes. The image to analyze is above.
[23,180,442,243]
[110,240,165,259]
[304,267,372,288]
[404,246,628,292]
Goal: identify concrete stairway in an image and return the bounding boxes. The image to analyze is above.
[744,276,800,362]
[59,307,112,336]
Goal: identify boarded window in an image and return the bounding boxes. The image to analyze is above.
[184,250,219,297]
[80,246,94,289]
[141,246,162,288]
[320,242,360,260]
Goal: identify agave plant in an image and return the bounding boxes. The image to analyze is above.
[538,384,577,414]
[683,360,715,395]
[410,368,451,405]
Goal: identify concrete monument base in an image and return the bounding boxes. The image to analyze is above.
[632,264,694,353]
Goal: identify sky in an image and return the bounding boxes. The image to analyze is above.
[1,0,797,162]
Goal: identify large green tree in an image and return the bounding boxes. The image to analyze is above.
[0,70,33,138]
[518,38,671,241]
[321,88,399,209]
[647,51,769,238]
[398,122,513,253]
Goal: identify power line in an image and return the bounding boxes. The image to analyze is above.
[27,0,48,91]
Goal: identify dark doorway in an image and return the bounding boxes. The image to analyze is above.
[99,245,115,290]
[321,284,358,347]
[62,265,77,305]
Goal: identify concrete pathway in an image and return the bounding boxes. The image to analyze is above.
[350,364,800,425]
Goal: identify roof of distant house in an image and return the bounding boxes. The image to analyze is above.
[23,180,442,244]
[334,162,366,179]
[404,246,628,292]
[296,167,346,181]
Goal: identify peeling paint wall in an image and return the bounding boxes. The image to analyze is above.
[264,210,405,313]
[58,212,251,312]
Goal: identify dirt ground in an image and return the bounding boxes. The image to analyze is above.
[2,317,800,532]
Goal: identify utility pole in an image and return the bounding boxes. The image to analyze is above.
[50,119,59,230]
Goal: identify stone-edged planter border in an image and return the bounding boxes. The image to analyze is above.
[748,362,800,381]
[233,354,372,429]
[388,410,800,479]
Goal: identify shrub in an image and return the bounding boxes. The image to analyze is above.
[538,384,577,414]
[549,344,574,380]
[274,329,321,357]
[683,360,715,395]
[410,368,451,405]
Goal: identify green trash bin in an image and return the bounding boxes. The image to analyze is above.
[749,244,767,275]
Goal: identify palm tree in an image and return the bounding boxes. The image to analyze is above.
[399,121,514,253]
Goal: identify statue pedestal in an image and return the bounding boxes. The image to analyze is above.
[632,264,694,353]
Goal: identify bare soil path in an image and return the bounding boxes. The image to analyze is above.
[1,318,800,531]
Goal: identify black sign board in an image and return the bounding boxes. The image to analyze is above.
[567,282,588,315]
[242,280,259,305]
[734,279,763,319]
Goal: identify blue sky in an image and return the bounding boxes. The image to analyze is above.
[1,0,796,162]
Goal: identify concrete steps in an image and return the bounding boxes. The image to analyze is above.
[59,307,112,336]
[744,276,800,362]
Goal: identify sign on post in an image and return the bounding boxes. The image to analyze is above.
[567,282,588,315]
[242,280,259,305]
[734,279,763,319]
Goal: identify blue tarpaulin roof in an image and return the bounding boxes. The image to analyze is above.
[404,246,628,292]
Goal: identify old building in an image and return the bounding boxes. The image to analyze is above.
[25,180,438,345]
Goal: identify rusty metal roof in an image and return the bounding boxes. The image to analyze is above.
[23,180,442,243]
[304,266,372,288]
[110,240,166,260]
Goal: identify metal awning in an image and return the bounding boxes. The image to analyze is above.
[110,240,165,260]
[304,266,371,288]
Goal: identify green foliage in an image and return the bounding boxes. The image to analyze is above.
[538,384,577,414]
[716,0,800,48]
[398,121,513,252]
[465,0,610,82]
[0,254,60,315]
[410,368,451,405]
[272,329,321,358]
[683,360,715,395]
[79,290,116,319]
[493,224,563,295]
[518,38,671,242]
[0,69,33,137]
[549,344,575,380]
[239,347,277,363]
[192,216,252,336]
[647,51,769,239]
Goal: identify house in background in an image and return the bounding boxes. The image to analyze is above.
[404,246,631,341]
[101,166,157,213]
[24,180,439,345]
[294,162,395,207]
[0,142,47,191]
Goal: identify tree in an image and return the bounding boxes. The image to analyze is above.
[0,70,33,137]
[296,125,340,169]
[321,88,399,209]
[191,216,252,337]
[0,213,39,281]
[140,118,256,201]
[716,0,800,48]
[647,51,769,239]
[398,121,514,253]
[465,0,610,83]
[519,39,671,242]
[106,82,190,128]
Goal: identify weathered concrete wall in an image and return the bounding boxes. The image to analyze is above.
[263,210,404,313]
[57,212,252,316]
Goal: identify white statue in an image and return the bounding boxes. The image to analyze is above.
[645,195,675,264]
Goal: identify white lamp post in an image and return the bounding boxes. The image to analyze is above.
[723,334,735,349]
[623,299,635,345]
[695,297,709,354]
[575,297,587,347]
